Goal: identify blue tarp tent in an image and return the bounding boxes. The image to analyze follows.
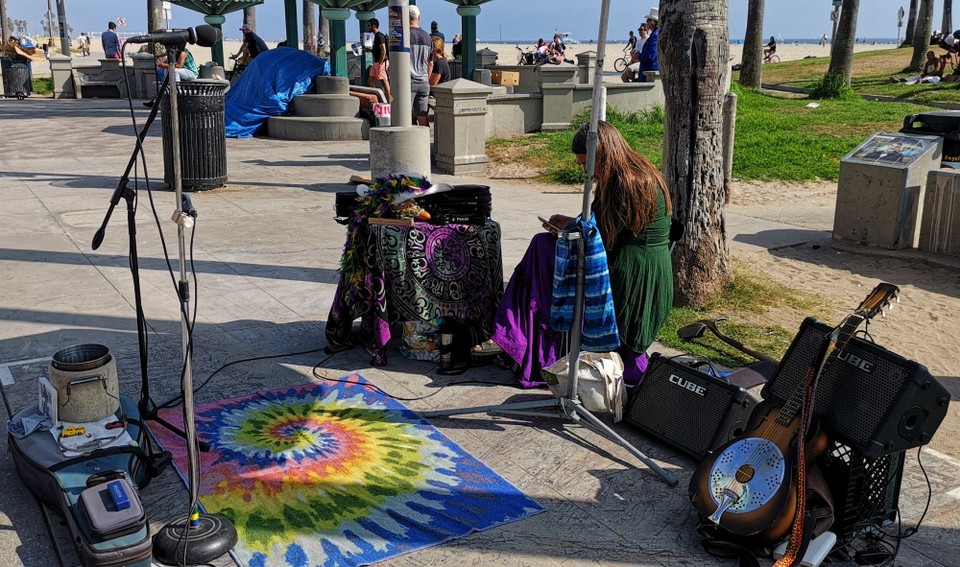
[225,47,331,138]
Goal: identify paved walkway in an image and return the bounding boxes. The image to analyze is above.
[0,98,956,566]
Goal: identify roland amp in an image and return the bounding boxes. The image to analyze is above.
[763,318,950,458]
[625,354,765,459]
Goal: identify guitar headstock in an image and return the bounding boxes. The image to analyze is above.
[833,283,901,351]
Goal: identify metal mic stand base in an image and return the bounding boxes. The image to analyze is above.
[421,397,679,486]
[153,513,238,566]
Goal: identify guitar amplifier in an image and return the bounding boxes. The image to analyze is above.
[625,354,762,460]
[763,318,950,458]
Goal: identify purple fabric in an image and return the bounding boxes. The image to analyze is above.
[493,233,649,388]
[492,233,565,388]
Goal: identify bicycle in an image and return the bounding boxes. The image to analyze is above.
[613,47,633,72]
[516,44,536,65]
[228,52,249,84]
[763,51,780,64]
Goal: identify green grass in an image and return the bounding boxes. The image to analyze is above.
[32,77,52,96]
[488,85,928,183]
[655,261,832,366]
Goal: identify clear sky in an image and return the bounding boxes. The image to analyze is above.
[3,0,946,43]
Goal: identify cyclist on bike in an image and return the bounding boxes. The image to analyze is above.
[763,36,777,61]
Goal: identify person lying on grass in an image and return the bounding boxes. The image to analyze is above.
[891,51,945,84]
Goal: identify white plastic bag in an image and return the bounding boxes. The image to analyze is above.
[541,352,626,422]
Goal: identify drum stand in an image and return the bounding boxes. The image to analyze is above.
[421,0,677,487]
[92,45,237,564]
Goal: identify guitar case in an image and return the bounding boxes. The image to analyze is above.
[8,396,170,566]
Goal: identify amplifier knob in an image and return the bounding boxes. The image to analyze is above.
[939,397,949,407]
[921,381,931,390]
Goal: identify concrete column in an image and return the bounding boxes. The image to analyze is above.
[433,78,493,175]
[203,14,226,67]
[538,65,578,131]
[326,7,351,78]
[132,53,158,99]
[48,54,75,99]
[457,5,481,83]
[388,0,412,126]
[369,126,431,180]
[576,51,596,85]
[356,10,375,85]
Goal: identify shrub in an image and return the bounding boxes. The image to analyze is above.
[809,73,859,100]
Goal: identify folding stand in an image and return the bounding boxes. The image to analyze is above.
[421,0,677,487]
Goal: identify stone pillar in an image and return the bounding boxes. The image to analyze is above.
[356,10,375,85]
[48,54,75,99]
[203,14,226,67]
[457,5,481,83]
[132,53,158,99]
[433,78,492,175]
[576,51,596,85]
[326,7,351,77]
[538,65,578,131]
[369,126,431,180]
[99,58,121,73]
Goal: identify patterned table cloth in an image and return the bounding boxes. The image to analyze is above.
[326,221,504,365]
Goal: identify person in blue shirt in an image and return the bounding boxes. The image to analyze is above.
[102,22,120,59]
[638,8,659,81]
[239,24,269,60]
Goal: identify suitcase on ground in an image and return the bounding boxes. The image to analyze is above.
[8,395,169,566]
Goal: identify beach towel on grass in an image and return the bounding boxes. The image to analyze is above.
[225,47,331,138]
[550,213,620,351]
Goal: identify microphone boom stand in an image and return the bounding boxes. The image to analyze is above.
[150,44,237,564]
[91,64,209,452]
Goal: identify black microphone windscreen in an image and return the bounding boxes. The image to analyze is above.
[194,25,220,47]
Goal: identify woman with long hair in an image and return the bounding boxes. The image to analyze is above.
[480,121,673,387]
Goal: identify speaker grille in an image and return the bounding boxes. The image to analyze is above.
[627,356,750,458]
[766,319,912,450]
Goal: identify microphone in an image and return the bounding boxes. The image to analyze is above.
[126,25,220,48]
[181,194,198,218]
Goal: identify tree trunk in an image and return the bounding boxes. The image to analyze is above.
[244,6,256,29]
[303,0,316,54]
[0,0,10,45]
[909,0,934,71]
[827,0,859,85]
[905,0,918,45]
[659,0,731,307]
[147,0,163,55]
[943,0,953,35]
[738,0,764,88]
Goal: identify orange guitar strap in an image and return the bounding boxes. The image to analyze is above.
[772,365,820,567]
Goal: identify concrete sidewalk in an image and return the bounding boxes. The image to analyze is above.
[0,98,954,566]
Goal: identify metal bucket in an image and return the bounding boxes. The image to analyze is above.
[48,344,120,423]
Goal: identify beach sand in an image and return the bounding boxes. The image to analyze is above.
[37,39,894,77]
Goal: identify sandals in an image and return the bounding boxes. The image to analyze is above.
[471,340,504,356]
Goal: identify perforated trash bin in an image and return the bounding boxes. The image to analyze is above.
[1,56,32,99]
[161,79,229,191]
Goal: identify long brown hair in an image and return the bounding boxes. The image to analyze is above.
[572,121,671,245]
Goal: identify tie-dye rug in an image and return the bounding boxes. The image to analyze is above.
[153,375,544,566]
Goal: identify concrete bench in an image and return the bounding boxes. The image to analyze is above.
[79,80,124,99]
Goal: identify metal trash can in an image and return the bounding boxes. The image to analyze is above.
[1,56,32,99]
[161,79,229,191]
[901,111,960,167]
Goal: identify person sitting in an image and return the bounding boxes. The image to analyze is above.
[763,35,777,61]
[452,33,462,59]
[534,38,549,65]
[892,50,945,84]
[478,121,674,388]
[551,33,566,56]
[143,42,198,107]
[638,8,659,80]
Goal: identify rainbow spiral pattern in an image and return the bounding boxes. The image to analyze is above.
[154,375,543,567]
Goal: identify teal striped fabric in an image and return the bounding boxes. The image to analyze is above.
[549,214,621,351]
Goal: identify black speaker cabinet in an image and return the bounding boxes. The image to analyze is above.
[763,318,950,458]
[625,354,758,460]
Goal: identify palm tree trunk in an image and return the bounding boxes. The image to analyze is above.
[319,9,330,58]
[0,0,10,44]
[827,0,860,85]
[943,0,953,35]
[909,0,934,71]
[905,0,918,45]
[303,0,316,54]
[738,0,764,88]
[244,6,256,29]
[659,0,731,306]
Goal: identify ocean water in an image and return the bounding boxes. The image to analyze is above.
[481,38,901,45]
